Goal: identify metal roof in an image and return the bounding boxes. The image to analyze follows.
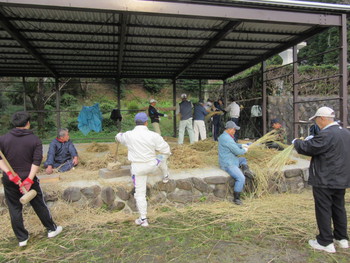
[0,0,348,79]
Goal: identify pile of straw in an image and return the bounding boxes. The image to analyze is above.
[86,142,110,152]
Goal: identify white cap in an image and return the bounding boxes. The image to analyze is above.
[149,99,157,104]
[181,93,187,99]
[309,106,335,121]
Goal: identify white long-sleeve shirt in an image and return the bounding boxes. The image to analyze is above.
[225,101,240,118]
[116,125,171,163]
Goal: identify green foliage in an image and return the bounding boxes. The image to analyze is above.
[61,93,78,107]
[143,79,170,94]
[99,101,115,113]
[126,101,140,112]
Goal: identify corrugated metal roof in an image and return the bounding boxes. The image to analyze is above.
[0,0,348,79]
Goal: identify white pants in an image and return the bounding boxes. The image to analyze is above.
[178,118,194,144]
[152,122,161,135]
[193,120,206,142]
[131,157,168,219]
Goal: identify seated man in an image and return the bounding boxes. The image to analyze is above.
[44,128,78,174]
[266,118,287,151]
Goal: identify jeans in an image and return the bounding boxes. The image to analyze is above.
[223,157,247,192]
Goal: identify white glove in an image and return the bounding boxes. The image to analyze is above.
[164,114,168,118]
[242,145,249,153]
[291,138,297,144]
[304,135,314,141]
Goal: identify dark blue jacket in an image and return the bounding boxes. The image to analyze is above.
[45,138,78,167]
[193,104,208,121]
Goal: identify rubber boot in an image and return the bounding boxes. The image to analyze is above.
[233,192,242,205]
[241,164,254,180]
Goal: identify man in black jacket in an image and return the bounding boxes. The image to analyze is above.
[148,99,167,135]
[0,111,62,247]
[293,106,350,253]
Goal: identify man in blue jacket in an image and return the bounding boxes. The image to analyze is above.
[218,121,253,205]
[193,100,209,142]
[44,128,78,174]
[293,106,350,253]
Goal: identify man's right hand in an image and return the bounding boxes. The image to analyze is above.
[6,171,21,184]
[46,165,53,174]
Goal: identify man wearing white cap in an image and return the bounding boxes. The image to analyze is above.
[218,121,253,205]
[148,99,167,135]
[293,106,350,253]
[176,93,194,144]
[116,112,171,227]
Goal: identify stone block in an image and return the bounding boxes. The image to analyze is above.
[127,196,138,212]
[302,168,309,181]
[204,176,228,185]
[89,196,103,208]
[116,186,130,201]
[81,185,101,199]
[0,193,6,207]
[99,166,131,179]
[192,177,213,193]
[213,184,229,198]
[167,189,193,204]
[101,186,116,206]
[149,192,167,204]
[284,168,302,178]
[154,180,176,193]
[43,191,58,202]
[109,201,125,211]
[176,179,193,191]
[62,187,81,202]
[37,173,60,183]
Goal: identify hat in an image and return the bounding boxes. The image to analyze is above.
[225,121,240,130]
[309,106,335,121]
[181,93,187,99]
[134,112,148,123]
[149,99,157,104]
[271,118,280,125]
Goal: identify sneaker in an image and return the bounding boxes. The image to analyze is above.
[135,218,149,227]
[162,174,169,183]
[19,238,29,247]
[334,239,349,249]
[308,239,336,253]
[48,226,63,238]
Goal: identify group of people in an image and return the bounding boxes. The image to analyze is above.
[148,93,241,144]
[1,105,349,255]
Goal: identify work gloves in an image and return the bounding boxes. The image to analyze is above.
[242,144,250,153]
[164,114,168,118]
[19,177,34,194]
[6,171,21,184]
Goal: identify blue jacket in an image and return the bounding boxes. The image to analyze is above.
[193,104,208,121]
[218,131,245,168]
[45,138,78,167]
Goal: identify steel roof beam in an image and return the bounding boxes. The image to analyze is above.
[174,21,241,78]
[0,0,343,26]
[0,7,57,76]
[117,13,128,78]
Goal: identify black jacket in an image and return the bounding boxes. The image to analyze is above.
[148,105,164,123]
[294,123,350,189]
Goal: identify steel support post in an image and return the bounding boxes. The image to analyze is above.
[293,45,299,138]
[199,79,202,100]
[339,14,348,128]
[262,61,267,134]
[55,78,61,131]
[22,77,26,111]
[173,79,177,137]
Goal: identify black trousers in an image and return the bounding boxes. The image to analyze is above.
[312,187,349,246]
[2,177,57,242]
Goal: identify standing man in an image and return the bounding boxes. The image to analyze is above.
[218,121,253,205]
[116,112,171,227]
[193,100,209,142]
[44,128,78,174]
[225,97,240,141]
[176,93,194,144]
[293,106,350,253]
[0,111,62,247]
[148,99,167,135]
[212,98,225,141]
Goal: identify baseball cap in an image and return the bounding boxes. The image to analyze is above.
[134,112,148,123]
[149,99,157,103]
[271,118,280,125]
[181,93,187,99]
[225,121,240,130]
[309,106,335,121]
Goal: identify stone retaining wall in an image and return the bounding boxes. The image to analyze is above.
[0,167,310,213]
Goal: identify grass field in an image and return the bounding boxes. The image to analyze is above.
[0,191,349,263]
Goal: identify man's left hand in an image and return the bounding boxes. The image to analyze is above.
[73,156,79,166]
[19,177,34,194]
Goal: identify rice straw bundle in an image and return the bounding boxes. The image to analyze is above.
[248,129,281,149]
[267,144,295,172]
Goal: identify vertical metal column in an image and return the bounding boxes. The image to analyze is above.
[293,45,299,138]
[55,78,61,130]
[22,77,27,111]
[261,61,267,134]
[116,78,121,109]
[173,79,177,137]
[199,79,202,100]
[223,79,227,109]
[339,14,348,128]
